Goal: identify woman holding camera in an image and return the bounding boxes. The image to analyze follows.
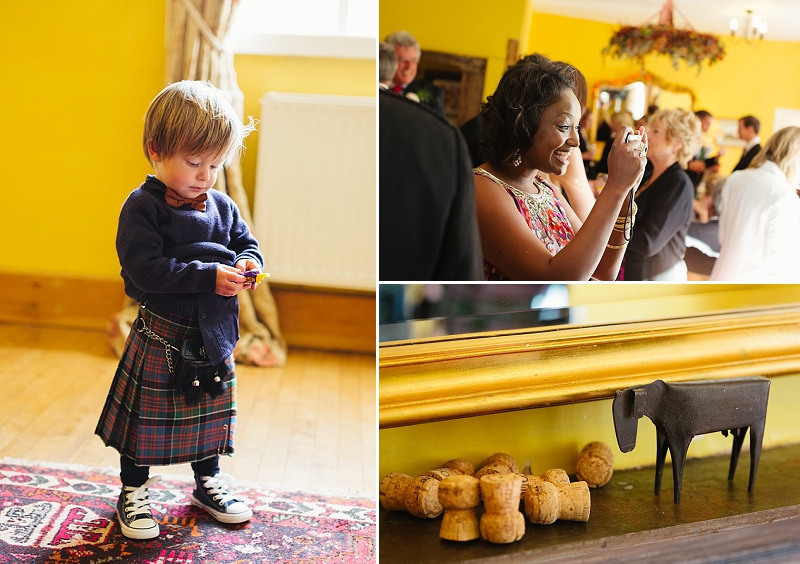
[474,54,646,281]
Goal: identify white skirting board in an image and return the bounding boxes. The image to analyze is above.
[253,91,376,290]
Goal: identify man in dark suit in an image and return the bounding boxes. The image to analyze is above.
[733,115,761,172]
[686,110,719,188]
[384,30,446,117]
[379,89,483,281]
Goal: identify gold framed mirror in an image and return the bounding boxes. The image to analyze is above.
[379,285,800,429]
[591,70,696,134]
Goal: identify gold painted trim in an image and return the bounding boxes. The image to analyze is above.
[379,305,800,428]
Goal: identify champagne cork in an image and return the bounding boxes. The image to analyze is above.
[475,463,511,479]
[405,475,444,518]
[479,474,525,543]
[480,453,519,474]
[422,467,461,481]
[575,441,614,488]
[443,458,475,476]
[379,472,413,511]
[557,481,591,522]
[523,479,591,525]
[523,480,560,525]
[518,473,540,498]
[516,469,567,502]
[379,472,443,518]
[541,468,570,486]
[424,458,475,481]
[438,475,481,541]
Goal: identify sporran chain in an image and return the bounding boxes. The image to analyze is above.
[137,316,180,374]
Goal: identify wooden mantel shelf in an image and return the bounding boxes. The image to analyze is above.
[379,443,800,563]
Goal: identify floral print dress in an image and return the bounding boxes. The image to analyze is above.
[474,167,574,281]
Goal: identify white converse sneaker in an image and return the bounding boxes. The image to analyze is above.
[191,473,252,524]
[116,476,161,540]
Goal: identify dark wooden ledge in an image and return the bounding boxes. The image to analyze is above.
[379,443,800,563]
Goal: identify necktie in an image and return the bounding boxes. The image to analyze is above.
[164,187,207,211]
[392,84,404,94]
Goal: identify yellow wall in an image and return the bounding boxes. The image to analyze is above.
[0,3,375,279]
[234,55,376,204]
[0,1,165,279]
[379,285,800,479]
[379,0,534,101]
[379,2,800,175]
[527,12,800,176]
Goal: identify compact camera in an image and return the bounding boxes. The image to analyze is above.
[625,132,642,144]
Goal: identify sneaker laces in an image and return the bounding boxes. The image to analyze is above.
[200,473,241,505]
[124,475,161,519]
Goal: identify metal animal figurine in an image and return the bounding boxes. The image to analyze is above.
[612,376,770,503]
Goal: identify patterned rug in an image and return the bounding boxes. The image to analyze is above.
[0,458,375,563]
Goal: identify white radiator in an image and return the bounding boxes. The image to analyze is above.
[253,91,376,290]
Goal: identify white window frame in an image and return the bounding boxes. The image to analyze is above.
[227,0,376,59]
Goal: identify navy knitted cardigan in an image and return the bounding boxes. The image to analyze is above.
[116,175,264,366]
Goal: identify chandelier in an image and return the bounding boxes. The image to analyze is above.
[603,0,725,71]
[730,10,768,41]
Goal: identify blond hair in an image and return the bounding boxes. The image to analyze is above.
[648,108,702,167]
[143,80,255,167]
[750,126,800,180]
[611,110,634,130]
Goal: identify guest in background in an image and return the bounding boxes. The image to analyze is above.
[710,126,800,281]
[686,110,721,188]
[623,109,702,281]
[595,105,612,145]
[595,110,634,176]
[636,104,659,130]
[733,115,762,171]
[460,113,485,167]
[579,109,597,180]
[379,42,397,89]
[379,89,482,280]
[384,30,445,116]
[474,54,646,281]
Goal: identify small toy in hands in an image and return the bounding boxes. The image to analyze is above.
[242,269,269,285]
[625,132,642,144]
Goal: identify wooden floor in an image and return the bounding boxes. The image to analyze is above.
[0,321,376,495]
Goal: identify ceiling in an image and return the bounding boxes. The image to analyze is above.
[532,0,800,43]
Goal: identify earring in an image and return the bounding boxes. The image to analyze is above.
[512,151,522,167]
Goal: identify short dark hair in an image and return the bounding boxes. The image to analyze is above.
[479,53,576,168]
[695,110,713,121]
[740,115,761,134]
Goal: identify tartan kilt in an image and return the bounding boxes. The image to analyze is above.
[95,306,237,466]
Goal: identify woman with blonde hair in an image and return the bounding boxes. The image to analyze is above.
[623,108,702,280]
[710,126,800,281]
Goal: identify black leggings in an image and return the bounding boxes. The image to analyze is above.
[120,455,220,488]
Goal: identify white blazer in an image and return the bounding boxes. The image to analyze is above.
[710,160,800,281]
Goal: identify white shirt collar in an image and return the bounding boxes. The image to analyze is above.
[744,136,761,153]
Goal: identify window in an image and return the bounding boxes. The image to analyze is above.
[227,0,376,59]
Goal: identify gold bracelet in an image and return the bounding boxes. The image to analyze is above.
[606,241,628,250]
[614,221,634,231]
[616,202,638,222]
[615,216,635,228]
